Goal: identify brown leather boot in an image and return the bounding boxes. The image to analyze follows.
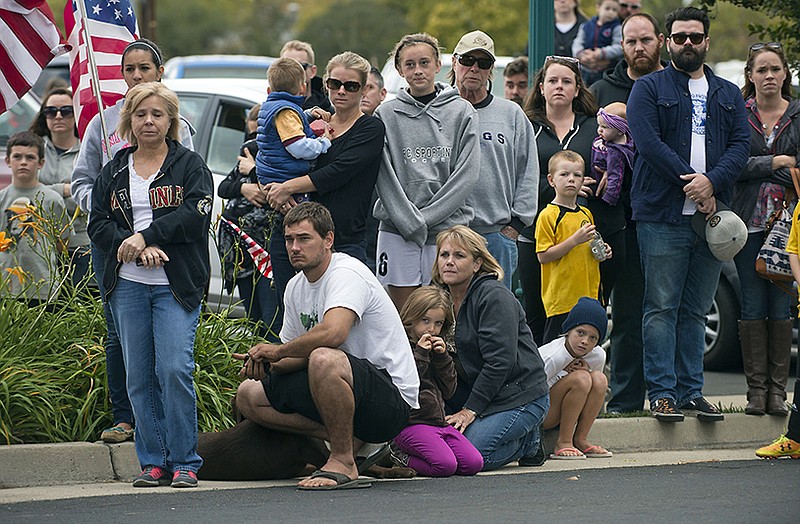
[766,319,792,417]
[738,320,768,415]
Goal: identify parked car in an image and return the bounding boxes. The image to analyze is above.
[380,53,515,100]
[163,78,268,314]
[0,92,41,189]
[163,55,276,80]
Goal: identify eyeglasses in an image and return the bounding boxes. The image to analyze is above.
[749,42,782,55]
[43,105,74,119]
[619,3,641,9]
[456,54,494,70]
[325,78,362,92]
[669,32,706,46]
[544,55,580,66]
[300,62,312,70]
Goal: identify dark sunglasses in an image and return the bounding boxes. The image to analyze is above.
[619,2,641,9]
[749,42,782,55]
[43,105,75,118]
[456,54,494,70]
[325,78,362,92]
[300,62,312,70]
[669,32,706,45]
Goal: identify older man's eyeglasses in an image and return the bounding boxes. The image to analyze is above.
[749,42,782,55]
[325,78,362,92]
[620,3,641,9]
[669,32,706,46]
[300,62,312,70]
[43,105,74,119]
[456,54,494,70]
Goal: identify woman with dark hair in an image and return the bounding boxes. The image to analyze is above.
[29,87,88,285]
[519,55,605,344]
[732,42,799,418]
[434,225,549,470]
[71,38,194,444]
[89,82,213,488]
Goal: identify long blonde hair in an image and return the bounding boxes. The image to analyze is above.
[399,286,454,344]
[431,225,504,284]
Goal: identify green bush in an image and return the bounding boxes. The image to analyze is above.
[0,275,259,444]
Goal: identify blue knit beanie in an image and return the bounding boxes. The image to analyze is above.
[561,297,608,341]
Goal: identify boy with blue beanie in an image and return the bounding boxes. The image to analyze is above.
[538,297,612,460]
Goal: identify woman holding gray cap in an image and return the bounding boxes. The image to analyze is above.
[731,42,799,418]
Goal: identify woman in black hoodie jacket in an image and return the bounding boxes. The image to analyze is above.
[89,82,213,488]
[433,225,549,470]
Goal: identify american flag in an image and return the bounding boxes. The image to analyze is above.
[0,0,69,114]
[63,0,138,138]
[222,217,274,280]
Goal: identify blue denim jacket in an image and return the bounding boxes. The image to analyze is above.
[628,64,749,223]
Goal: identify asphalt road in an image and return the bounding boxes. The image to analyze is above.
[1,460,795,523]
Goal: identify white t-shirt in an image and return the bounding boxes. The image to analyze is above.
[281,252,420,408]
[683,75,709,215]
[119,156,169,285]
[537,336,606,389]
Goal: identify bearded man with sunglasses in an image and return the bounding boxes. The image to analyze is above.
[627,7,749,423]
[450,30,539,290]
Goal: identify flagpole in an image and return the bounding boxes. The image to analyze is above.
[74,0,113,160]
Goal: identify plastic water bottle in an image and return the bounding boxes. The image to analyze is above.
[590,231,609,261]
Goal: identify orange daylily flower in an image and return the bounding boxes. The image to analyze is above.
[4,266,26,285]
[0,231,11,252]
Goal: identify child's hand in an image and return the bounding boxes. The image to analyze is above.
[309,107,332,122]
[430,336,446,354]
[417,333,433,351]
[565,358,589,373]
[571,223,596,245]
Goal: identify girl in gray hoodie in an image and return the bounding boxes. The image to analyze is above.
[374,33,480,310]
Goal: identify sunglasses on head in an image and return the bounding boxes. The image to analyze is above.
[456,54,494,70]
[749,42,782,55]
[620,2,641,9]
[43,105,74,119]
[325,78,362,92]
[545,55,580,66]
[669,32,706,45]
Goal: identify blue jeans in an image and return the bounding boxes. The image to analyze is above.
[637,219,721,405]
[733,232,791,320]
[110,279,203,473]
[463,393,550,471]
[484,231,518,290]
[236,273,281,343]
[91,244,134,426]
[268,215,295,315]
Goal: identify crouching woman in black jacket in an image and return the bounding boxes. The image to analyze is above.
[89,82,214,488]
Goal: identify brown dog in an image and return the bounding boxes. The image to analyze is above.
[196,395,416,481]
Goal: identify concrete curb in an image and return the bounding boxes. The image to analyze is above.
[0,413,789,489]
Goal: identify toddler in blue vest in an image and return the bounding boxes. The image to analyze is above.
[255,57,331,205]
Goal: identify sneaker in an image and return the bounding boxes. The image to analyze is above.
[755,435,800,459]
[101,424,134,443]
[651,398,685,422]
[679,397,724,422]
[171,470,198,488]
[388,442,409,467]
[518,442,547,467]
[132,465,171,487]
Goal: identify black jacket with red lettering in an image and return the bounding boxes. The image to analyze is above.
[88,140,214,311]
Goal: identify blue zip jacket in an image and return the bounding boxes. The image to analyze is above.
[255,91,313,184]
[628,64,749,223]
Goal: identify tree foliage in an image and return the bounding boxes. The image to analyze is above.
[699,0,800,70]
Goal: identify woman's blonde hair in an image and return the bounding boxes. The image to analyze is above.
[118,82,180,146]
[325,51,371,88]
[431,225,504,284]
[399,286,454,343]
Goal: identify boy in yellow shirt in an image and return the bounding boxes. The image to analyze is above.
[536,150,611,344]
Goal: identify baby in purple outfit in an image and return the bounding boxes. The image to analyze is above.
[591,102,635,206]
